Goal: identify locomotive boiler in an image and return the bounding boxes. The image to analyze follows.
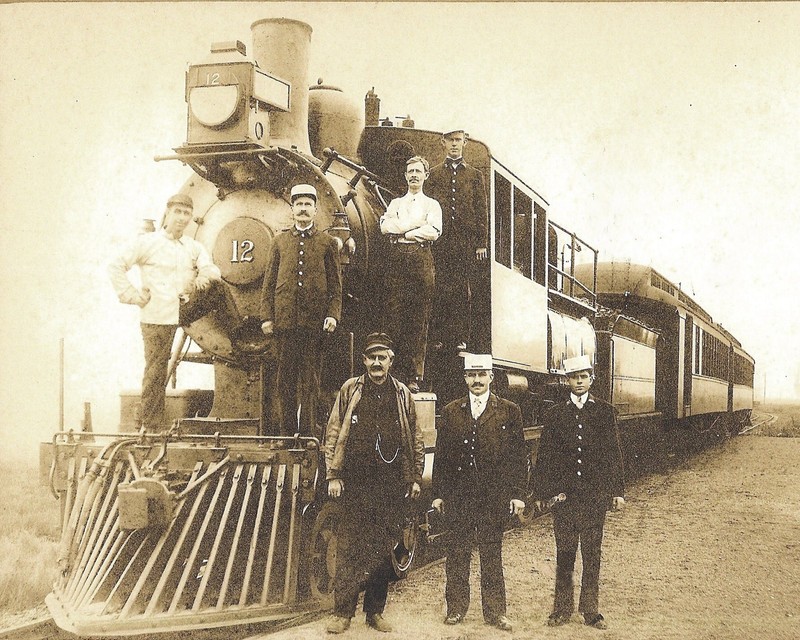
[41,16,753,637]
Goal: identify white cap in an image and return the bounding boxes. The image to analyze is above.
[563,354,593,375]
[290,183,317,202]
[463,353,493,371]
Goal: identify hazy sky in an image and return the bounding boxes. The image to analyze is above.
[2,2,798,456]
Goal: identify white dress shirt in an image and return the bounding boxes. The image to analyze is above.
[380,191,442,242]
[570,392,589,409]
[109,229,221,324]
[469,389,490,420]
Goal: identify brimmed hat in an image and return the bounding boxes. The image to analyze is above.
[443,128,466,138]
[290,183,317,202]
[563,354,593,375]
[167,193,193,209]
[363,332,393,354]
[464,353,493,371]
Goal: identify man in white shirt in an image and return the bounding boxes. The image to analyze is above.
[379,156,442,392]
[430,353,527,632]
[109,193,222,430]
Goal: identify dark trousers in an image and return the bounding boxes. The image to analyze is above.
[431,252,470,347]
[444,495,507,622]
[383,244,434,382]
[275,328,323,435]
[333,488,401,618]
[551,500,607,617]
[140,323,178,430]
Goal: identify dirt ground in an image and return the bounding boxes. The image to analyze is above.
[259,433,800,640]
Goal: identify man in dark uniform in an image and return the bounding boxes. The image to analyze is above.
[431,353,527,632]
[426,129,488,353]
[324,333,425,634]
[532,355,625,630]
[260,184,342,435]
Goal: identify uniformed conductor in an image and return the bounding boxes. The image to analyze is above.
[260,184,342,435]
[431,354,526,632]
[532,354,625,630]
[426,129,488,353]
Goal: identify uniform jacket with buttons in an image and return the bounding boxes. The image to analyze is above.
[532,394,625,506]
[426,160,488,258]
[432,392,527,507]
[259,225,342,332]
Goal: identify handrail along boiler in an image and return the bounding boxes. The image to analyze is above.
[41,18,754,637]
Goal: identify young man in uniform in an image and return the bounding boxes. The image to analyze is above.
[533,354,625,630]
[426,129,488,353]
[431,353,527,632]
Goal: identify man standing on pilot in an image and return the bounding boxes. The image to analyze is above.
[431,353,527,632]
[532,354,625,630]
[109,193,223,431]
[323,332,425,634]
[260,183,342,436]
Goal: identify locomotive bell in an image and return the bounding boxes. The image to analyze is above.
[185,41,290,148]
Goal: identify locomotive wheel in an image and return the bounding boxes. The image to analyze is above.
[390,513,420,579]
[307,502,340,603]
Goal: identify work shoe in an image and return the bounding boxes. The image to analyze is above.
[326,616,351,634]
[366,613,393,633]
[491,615,513,632]
[408,379,421,393]
[444,612,464,625]
[547,613,571,627]
[584,613,607,630]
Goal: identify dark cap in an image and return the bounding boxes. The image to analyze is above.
[363,332,393,354]
[167,193,193,209]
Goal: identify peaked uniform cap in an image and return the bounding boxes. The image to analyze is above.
[290,184,317,202]
[463,353,493,371]
[563,354,593,375]
[167,194,193,209]
[363,332,393,354]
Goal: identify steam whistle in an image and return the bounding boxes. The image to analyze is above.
[326,211,356,264]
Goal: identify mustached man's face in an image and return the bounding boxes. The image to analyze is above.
[464,369,493,396]
[363,349,393,384]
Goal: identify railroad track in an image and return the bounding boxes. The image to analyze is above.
[740,411,775,435]
[0,612,329,640]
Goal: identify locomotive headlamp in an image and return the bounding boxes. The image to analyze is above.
[189,85,241,128]
[185,42,290,147]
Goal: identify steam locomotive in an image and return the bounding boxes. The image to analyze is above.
[41,17,754,636]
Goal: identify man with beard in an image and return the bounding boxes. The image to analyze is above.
[109,193,222,430]
[379,156,442,392]
[532,354,625,630]
[323,332,425,634]
[431,353,526,632]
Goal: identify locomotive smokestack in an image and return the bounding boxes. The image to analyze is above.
[251,18,312,154]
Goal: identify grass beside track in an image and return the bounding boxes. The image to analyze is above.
[0,453,59,623]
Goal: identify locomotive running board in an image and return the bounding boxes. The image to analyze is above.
[44,431,324,636]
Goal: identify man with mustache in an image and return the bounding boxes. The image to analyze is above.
[431,353,526,632]
[532,354,625,630]
[260,183,342,435]
[380,155,442,392]
[323,332,425,634]
[109,193,222,430]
